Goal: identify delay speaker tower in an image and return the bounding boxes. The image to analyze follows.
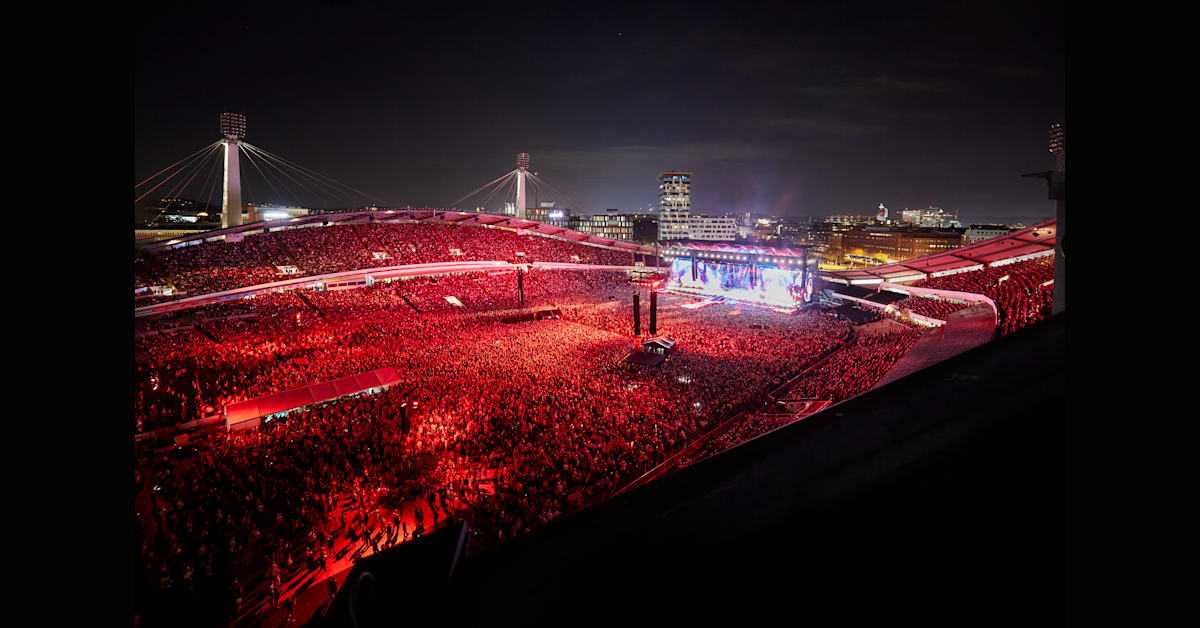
[633,293,641,336]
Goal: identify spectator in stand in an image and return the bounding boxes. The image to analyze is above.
[136,219,634,298]
[908,257,1054,335]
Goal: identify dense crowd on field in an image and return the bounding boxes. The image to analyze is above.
[133,271,640,433]
[790,326,923,402]
[677,324,921,469]
[134,220,641,298]
[909,256,1054,335]
[134,279,913,624]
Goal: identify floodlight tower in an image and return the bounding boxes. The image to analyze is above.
[515,152,530,219]
[220,112,246,228]
[1022,121,1066,314]
[1048,122,1065,315]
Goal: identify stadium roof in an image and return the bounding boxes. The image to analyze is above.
[823,219,1056,285]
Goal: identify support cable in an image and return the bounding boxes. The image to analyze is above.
[477,172,517,211]
[239,145,289,206]
[242,145,306,208]
[150,146,220,224]
[244,143,352,208]
[251,144,380,204]
[135,143,221,204]
[243,144,348,206]
[241,142,383,204]
[135,141,221,188]
[460,170,513,214]
[449,169,517,209]
[163,144,221,203]
[481,174,516,213]
[525,172,581,210]
[199,148,224,213]
[243,144,326,207]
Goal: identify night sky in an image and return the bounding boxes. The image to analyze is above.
[135,0,1064,224]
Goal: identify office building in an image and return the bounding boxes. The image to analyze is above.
[526,202,571,227]
[658,171,692,240]
[839,226,965,264]
[569,211,634,241]
[965,224,1015,243]
[687,215,738,241]
[899,206,961,228]
[630,214,659,244]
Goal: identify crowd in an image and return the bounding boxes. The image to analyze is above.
[131,224,1070,626]
[680,413,802,469]
[135,281,894,623]
[134,221,640,297]
[910,256,1055,335]
[892,295,974,321]
[134,389,417,624]
[133,271,641,433]
[790,327,924,402]
[669,325,921,470]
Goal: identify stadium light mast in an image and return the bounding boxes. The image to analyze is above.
[1023,122,1066,315]
[515,153,530,219]
[1049,122,1065,315]
[220,112,246,228]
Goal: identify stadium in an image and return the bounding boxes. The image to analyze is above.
[132,210,1061,627]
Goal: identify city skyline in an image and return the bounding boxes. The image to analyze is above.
[135,0,1063,225]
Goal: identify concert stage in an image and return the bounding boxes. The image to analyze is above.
[660,242,820,311]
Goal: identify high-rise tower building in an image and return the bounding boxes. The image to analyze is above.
[220,112,246,228]
[658,171,691,240]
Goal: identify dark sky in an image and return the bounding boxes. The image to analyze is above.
[135,0,1064,224]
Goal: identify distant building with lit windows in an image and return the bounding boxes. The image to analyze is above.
[826,214,877,226]
[526,202,570,227]
[658,171,692,240]
[838,226,965,264]
[965,224,1015,243]
[687,215,738,241]
[899,206,961,228]
[569,211,634,240]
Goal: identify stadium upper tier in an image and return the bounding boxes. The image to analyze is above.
[135,210,656,300]
[822,220,1056,285]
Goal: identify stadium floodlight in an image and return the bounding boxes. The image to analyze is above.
[1048,122,1064,172]
[220,112,247,140]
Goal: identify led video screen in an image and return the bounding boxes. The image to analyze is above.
[667,257,814,307]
